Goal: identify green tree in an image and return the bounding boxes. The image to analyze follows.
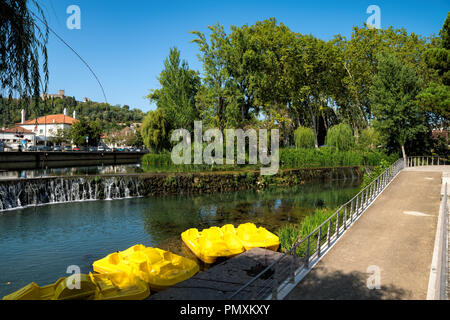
[141,108,172,153]
[147,48,200,130]
[294,126,315,149]
[69,118,102,147]
[286,34,339,147]
[417,12,450,127]
[0,0,48,101]
[357,127,381,150]
[191,24,233,130]
[325,123,355,151]
[50,127,71,146]
[333,25,429,134]
[369,52,428,161]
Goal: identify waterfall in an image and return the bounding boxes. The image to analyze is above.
[0,176,141,212]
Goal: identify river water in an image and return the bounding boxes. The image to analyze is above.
[0,177,361,297]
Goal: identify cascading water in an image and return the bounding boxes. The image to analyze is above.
[0,176,141,212]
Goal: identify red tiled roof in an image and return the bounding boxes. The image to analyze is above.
[19,114,79,125]
[0,126,35,134]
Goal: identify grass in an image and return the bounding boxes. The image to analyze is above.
[142,147,396,173]
[275,207,339,257]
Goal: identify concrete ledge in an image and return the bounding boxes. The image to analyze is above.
[149,248,295,300]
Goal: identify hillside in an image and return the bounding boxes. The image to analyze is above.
[0,96,145,132]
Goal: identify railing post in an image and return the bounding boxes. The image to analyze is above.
[305,236,310,269]
[344,206,347,230]
[350,199,354,223]
[327,220,331,247]
[366,186,369,205]
[290,247,296,284]
[317,227,321,257]
[355,194,359,215]
[335,210,340,236]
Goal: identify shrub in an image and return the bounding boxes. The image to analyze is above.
[276,208,337,255]
[325,123,355,151]
[357,127,381,150]
[141,108,172,153]
[294,126,315,149]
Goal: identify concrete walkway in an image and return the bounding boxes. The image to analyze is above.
[286,168,446,300]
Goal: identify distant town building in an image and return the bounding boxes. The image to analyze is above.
[102,125,140,148]
[83,97,91,102]
[0,126,36,150]
[41,89,66,100]
[17,108,78,144]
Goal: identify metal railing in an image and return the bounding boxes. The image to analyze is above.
[229,158,406,300]
[407,156,449,167]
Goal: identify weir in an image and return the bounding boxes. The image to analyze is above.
[0,166,363,212]
[0,175,141,211]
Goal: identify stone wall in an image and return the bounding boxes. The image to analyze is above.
[138,166,363,196]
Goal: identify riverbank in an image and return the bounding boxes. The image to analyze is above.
[139,166,363,196]
[0,166,363,212]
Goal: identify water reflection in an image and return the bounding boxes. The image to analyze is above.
[0,178,360,297]
[0,164,143,180]
[141,179,361,256]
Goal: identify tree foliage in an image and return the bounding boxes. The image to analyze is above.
[369,52,428,157]
[147,47,200,130]
[141,108,172,153]
[325,123,355,151]
[0,0,48,102]
[417,12,450,127]
[69,118,102,147]
[294,126,315,149]
[144,16,449,156]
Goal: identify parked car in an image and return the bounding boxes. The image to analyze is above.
[128,147,136,152]
[63,145,72,152]
[53,145,62,152]
[37,145,51,151]
[105,147,112,152]
[27,145,37,152]
[89,146,98,152]
[73,147,80,151]
[98,145,105,152]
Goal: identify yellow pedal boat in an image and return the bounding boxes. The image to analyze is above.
[235,223,280,251]
[92,244,199,291]
[181,226,245,264]
[2,272,150,300]
[181,223,280,264]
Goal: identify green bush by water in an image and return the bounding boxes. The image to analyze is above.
[276,208,337,257]
[142,147,395,173]
[294,126,316,149]
[325,123,355,151]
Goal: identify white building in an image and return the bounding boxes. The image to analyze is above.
[0,126,36,150]
[17,108,78,143]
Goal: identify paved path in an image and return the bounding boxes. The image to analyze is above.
[286,169,445,300]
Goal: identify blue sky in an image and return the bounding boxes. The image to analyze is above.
[36,0,449,112]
